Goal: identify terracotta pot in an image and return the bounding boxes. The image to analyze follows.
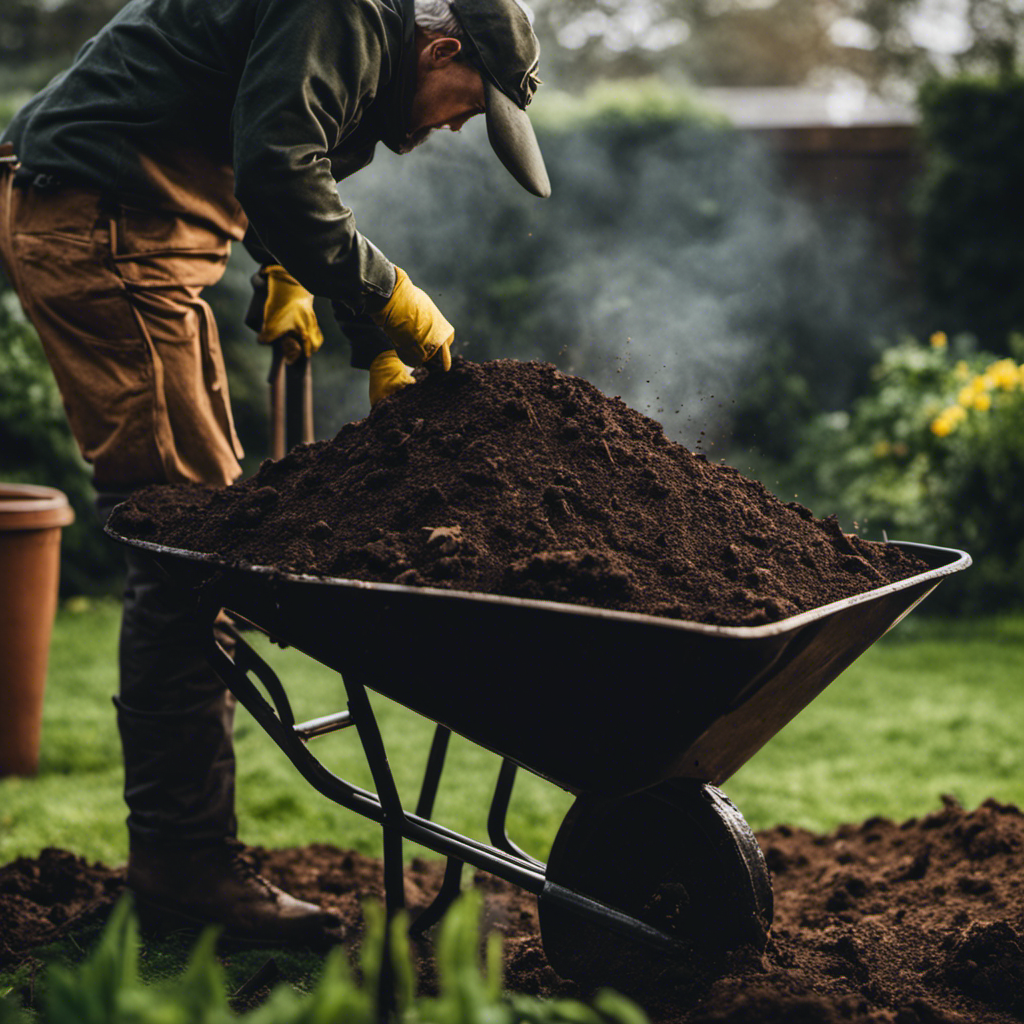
[0,483,75,777]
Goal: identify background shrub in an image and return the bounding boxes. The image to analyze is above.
[791,332,1024,611]
[0,293,123,594]
[915,74,1024,352]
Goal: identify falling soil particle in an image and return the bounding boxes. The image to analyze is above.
[108,359,928,626]
[3,798,1024,1022]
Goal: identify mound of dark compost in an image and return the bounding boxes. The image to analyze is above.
[4,799,1024,1022]
[109,359,928,626]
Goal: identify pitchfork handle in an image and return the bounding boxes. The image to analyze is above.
[267,340,314,460]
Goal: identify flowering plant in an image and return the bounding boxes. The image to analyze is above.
[793,332,1024,610]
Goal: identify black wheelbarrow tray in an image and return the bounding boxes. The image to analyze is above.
[105,524,970,983]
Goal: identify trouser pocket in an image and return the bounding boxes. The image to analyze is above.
[8,190,244,488]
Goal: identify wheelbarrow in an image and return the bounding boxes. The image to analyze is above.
[103,519,969,985]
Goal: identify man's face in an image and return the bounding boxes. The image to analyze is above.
[400,35,486,154]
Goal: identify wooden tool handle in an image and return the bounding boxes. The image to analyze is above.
[268,340,314,460]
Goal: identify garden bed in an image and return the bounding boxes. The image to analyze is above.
[3,797,1024,1022]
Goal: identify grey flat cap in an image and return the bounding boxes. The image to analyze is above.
[449,0,551,198]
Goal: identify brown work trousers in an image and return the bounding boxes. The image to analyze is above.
[0,159,244,490]
[0,153,247,845]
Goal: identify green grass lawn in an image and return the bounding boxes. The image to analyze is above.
[2,599,1023,870]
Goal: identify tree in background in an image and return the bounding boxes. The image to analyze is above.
[831,0,1023,89]
[0,0,125,90]
[3,0,1020,96]
[526,0,1021,93]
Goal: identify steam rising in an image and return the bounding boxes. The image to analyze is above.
[321,114,901,452]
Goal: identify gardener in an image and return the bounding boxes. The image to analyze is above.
[0,0,549,945]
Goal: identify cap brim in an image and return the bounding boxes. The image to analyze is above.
[484,80,551,199]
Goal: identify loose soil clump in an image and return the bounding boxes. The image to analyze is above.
[4,798,1024,1022]
[109,359,927,626]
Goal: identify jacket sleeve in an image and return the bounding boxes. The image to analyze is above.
[232,0,397,316]
[332,304,395,369]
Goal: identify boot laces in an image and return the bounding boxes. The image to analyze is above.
[223,838,279,900]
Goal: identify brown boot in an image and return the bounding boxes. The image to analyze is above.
[128,838,342,947]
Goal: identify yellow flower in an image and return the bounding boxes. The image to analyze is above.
[929,331,948,349]
[973,391,992,412]
[953,360,971,381]
[931,405,966,436]
[872,440,892,458]
[989,358,1020,391]
[958,386,974,407]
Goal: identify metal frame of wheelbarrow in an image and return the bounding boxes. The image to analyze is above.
[105,526,970,961]
[196,599,684,953]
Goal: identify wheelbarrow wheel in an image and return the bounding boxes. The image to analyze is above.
[539,780,772,993]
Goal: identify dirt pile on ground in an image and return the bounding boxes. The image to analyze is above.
[4,798,1024,1022]
[0,848,122,959]
[109,359,928,626]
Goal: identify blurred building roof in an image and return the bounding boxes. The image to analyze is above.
[699,86,918,129]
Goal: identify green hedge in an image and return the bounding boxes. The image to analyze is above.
[915,75,1024,352]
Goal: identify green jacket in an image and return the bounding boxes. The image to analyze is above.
[3,0,416,335]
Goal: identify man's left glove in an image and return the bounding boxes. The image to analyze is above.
[368,350,416,407]
[256,265,324,363]
[370,266,453,371]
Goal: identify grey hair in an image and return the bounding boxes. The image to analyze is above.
[414,0,465,38]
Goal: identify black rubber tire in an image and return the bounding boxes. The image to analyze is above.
[539,780,773,992]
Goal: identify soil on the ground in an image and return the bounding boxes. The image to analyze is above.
[3,797,1024,1023]
[108,359,929,627]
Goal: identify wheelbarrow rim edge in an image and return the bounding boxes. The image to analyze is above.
[103,524,971,639]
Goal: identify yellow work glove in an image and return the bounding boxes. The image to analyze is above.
[257,264,324,363]
[369,350,416,407]
[370,266,454,371]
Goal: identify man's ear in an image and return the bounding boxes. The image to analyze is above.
[428,37,462,67]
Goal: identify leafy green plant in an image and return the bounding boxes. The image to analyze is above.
[0,892,649,1024]
[0,288,122,594]
[792,331,1024,610]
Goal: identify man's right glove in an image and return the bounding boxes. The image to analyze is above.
[256,264,324,364]
[368,350,416,407]
[370,266,454,371]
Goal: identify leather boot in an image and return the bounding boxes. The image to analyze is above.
[128,837,343,947]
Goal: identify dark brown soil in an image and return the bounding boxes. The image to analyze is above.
[3,798,1024,1023]
[109,359,927,626]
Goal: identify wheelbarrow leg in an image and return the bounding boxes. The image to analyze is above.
[415,725,451,820]
[344,677,406,919]
[343,676,407,1022]
[408,856,465,938]
[408,725,467,937]
[488,760,544,869]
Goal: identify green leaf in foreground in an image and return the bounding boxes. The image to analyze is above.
[5,891,650,1024]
